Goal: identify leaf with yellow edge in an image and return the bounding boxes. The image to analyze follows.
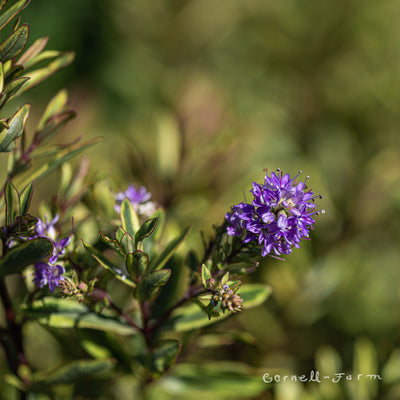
[82,240,136,288]
[19,51,74,94]
[20,137,101,187]
[0,24,29,62]
[0,0,30,32]
[0,104,30,152]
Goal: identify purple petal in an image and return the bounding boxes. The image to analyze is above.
[277,213,288,230]
[261,212,275,224]
[59,236,71,248]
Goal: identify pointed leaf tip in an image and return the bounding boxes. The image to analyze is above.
[120,198,140,239]
[135,269,171,300]
[135,217,158,244]
[148,226,191,271]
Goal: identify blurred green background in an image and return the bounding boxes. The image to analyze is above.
[4,0,400,398]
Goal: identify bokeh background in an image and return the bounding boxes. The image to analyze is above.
[4,0,400,398]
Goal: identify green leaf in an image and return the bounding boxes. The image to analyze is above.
[0,24,29,62]
[37,89,68,129]
[22,297,138,335]
[353,337,379,398]
[0,1,8,13]
[151,339,181,376]
[115,227,125,243]
[148,226,191,271]
[0,62,3,93]
[4,179,19,227]
[0,118,7,130]
[34,89,76,144]
[382,348,400,384]
[149,362,265,399]
[3,374,25,391]
[18,36,48,66]
[59,161,72,195]
[201,264,212,288]
[135,269,171,301]
[170,284,272,332]
[82,240,136,288]
[152,208,166,241]
[0,0,29,32]
[240,283,272,308]
[0,104,30,152]
[99,231,124,257]
[11,214,37,234]
[19,49,58,69]
[205,301,220,320]
[19,51,75,94]
[0,237,53,278]
[35,110,76,145]
[78,331,113,360]
[115,227,135,254]
[197,331,256,348]
[185,250,200,273]
[19,181,33,215]
[4,63,24,82]
[0,76,29,106]
[135,217,158,245]
[126,250,148,281]
[30,359,115,388]
[221,272,229,285]
[156,112,181,179]
[78,330,134,373]
[70,313,137,334]
[20,138,101,187]
[12,16,21,33]
[120,198,140,239]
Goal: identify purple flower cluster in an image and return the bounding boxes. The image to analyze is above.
[226,170,324,257]
[35,215,71,264]
[34,262,65,293]
[114,183,156,216]
[33,214,71,293]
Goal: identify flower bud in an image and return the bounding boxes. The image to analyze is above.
[205,278,216,289]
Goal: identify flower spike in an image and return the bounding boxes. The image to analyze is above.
[226,170,324,257]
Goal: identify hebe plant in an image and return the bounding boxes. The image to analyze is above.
[0,1,323,399]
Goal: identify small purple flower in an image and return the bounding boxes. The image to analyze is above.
[226,169,324,257]
[34,214,71,265]
[114,183,155,215]
[35,214,59,240]
[34,262,65,293]
[49,236,72,265]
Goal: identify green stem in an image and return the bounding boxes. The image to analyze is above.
[140,300,154,348]
[89,288,142,331]
[150,227,247,333]
[149,285,207,333]
[109,300,142,332]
